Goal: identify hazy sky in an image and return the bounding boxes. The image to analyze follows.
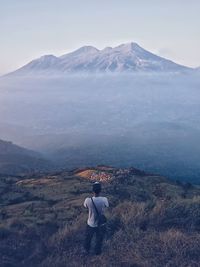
[0,0,199,75]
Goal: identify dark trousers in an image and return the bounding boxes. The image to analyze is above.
[84,224,106,255]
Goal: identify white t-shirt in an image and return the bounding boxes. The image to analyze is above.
[84,196,109,227]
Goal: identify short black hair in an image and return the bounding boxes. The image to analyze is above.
[93,182,101,194]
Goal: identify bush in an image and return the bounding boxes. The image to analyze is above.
[149,197,200,231]
[0,226,11,239]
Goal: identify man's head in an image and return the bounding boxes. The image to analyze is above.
[93,182,101,195]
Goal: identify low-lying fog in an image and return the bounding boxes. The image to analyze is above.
[0,73,200,183]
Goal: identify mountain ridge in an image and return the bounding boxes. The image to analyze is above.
[5,42,193,76]
[0,139,54,175]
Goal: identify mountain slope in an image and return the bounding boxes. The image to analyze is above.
[7,42,191,76]
[0,139,53,175]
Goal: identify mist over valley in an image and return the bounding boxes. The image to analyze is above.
[1,69,200,183]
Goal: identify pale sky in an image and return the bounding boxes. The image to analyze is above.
[0,0,200,75]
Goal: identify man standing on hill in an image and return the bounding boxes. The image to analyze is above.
[83,182,109,255]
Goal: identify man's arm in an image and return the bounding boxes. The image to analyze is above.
[84,198,88,208]
[104,197,109,208]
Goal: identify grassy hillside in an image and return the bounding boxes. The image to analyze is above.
[0,139,54,175]
[0,166,200,267]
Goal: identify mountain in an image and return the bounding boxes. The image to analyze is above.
[0,139,54,175]
[6,42,192,76]
[0,165,199,266]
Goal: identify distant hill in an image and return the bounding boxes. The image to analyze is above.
[0,166,199,266]
[0,139,54,175]
[5,42,192,76]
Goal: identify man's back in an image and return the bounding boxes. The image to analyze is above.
[83,182,109,255]
[84,196,109,227]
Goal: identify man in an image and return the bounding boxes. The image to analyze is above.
[83,182,109,255]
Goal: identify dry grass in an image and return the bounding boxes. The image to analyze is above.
[0,168,200,267]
